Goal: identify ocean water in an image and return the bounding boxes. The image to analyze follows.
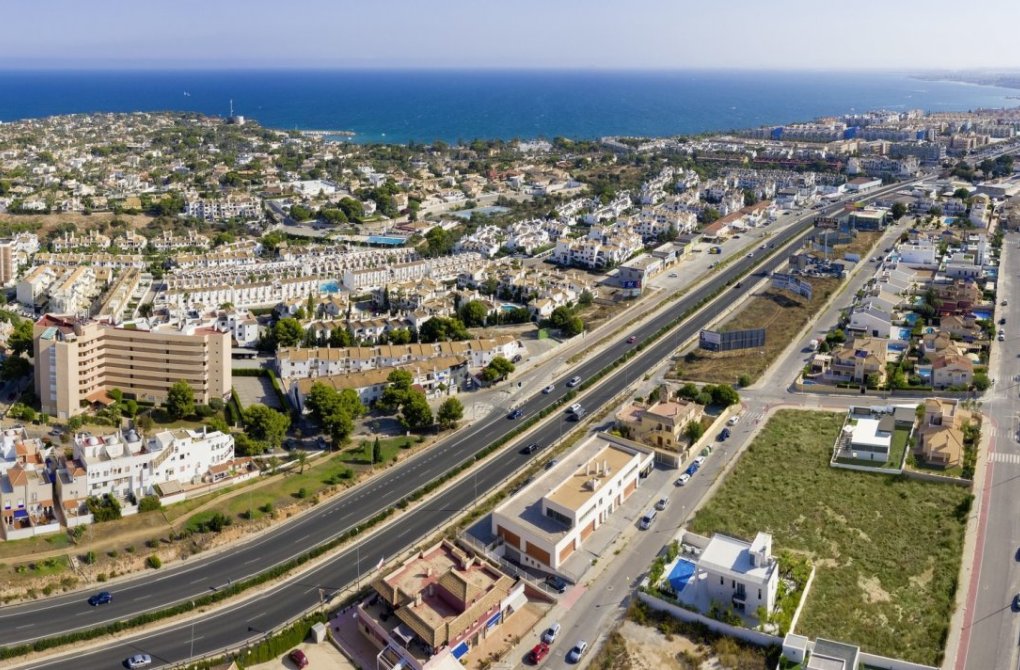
[0,69,1016,144]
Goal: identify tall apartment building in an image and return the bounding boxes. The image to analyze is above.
[34,315,231,420]
[0,240,14,286]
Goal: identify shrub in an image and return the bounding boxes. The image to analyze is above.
[138,495,161,513]
[82,551,96,565]
[146,555,162,569]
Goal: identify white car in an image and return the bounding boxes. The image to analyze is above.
[543,384,555,394]
[568,403,583,414]
[127,655,152,670]
[567,376,582,388]
[694,456,706,467]
[541,622,561,643]
[668,272,678,278]
[655,497,668,511]
[727,415,740,426]
[567,641,588,663]
[675,473,691,486]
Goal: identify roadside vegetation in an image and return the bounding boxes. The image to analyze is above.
[688,409,969,665]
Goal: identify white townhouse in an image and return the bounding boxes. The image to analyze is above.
[70,428,234,502]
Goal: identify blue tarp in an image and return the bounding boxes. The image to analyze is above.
[668,559,696,593]
[13,510,28,519]
[451,641,469,659]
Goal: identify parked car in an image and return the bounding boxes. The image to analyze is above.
[685,463,699,477]
[727,415,740,426]
[546,575,568,594]
[288,649,309,668]
[675,473,691,486]
[126,655,152,670]
[655,497,668,511]
[639,510,657,529]
[508,408,525,420]
[693,456,706,467]
[567,376,582,388]
[1013,593,1020,612]
[88,591,113,606]
[1003,300,1009,306]
[999,333,1006,342]
[567,641,588,663]
[545,459,558,470]
[529,642,551,664]
[543,384,555,394]
[541,622,562,643]
[669,272,678,278]
[520,442,541,455]
[1000,318,1007,325]
[719,428,731,441]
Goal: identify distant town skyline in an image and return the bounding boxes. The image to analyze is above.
[3,0,1020,71]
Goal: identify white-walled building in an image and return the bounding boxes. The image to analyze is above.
[70,428,234,502]
[491,433,654,577]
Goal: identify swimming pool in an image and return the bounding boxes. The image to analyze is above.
[668,558,697,593]
[903,312,920,325]
[897,328,912,340]
[500,304,519,313]
[889,342,907,352]
[971,310,992,321]
[320,280,340,294]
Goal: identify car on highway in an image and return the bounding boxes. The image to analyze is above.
[543,384,555,394]
[520,442,541,455]
[655,497,668,511]
[567,376,582,388]
[289,649,310,668]
[508,408,525,420]
[567,640,588,663]
[126,655,152,669]
[529,642,551,664]
[627,335,637,344]
[675,473,691,486]
[746,252,754,258]
[568,407,587,420]
[733,282,743,289]
[88,591,112,606]
[546,575,568,594]
[568,403,583,414]
[542,622,562,643]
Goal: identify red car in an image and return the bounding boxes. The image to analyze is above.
[529,642,550,664]
[288,649,309,668]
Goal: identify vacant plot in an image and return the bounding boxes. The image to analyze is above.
[672,277,840,384]
[688,410,968,665]
[233,375,282,410]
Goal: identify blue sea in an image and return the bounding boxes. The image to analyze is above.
[0,70,1016,144]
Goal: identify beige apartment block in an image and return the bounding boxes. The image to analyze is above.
[34,314,231,419]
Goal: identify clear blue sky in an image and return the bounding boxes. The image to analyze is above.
[3,0,1019,70]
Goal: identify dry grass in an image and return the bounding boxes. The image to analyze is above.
[672,277,840,384]
[0,211,156,237]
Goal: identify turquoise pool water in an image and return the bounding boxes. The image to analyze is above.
[903,312,920,325]
[321,281,340,294]
[972,310,992,320]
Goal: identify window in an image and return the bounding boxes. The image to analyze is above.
[758,589,762,599]
[720,576,724,585]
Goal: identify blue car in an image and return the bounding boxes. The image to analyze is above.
[719,428,731,441]
[508,408,524,420]
[685,462,700,477]
[88,591,112,606]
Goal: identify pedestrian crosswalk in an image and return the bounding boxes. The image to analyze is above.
[990,452,1020,464]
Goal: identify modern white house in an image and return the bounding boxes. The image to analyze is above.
[667,531,779,622]
[843,416,894,462]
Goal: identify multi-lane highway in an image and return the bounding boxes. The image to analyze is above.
[1,185,912,668]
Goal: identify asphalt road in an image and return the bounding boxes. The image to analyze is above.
[2,187,912,669]
[961,231,1020,670]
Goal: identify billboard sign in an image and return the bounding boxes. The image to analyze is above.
[771,273,814,300]
[699,328,766,352]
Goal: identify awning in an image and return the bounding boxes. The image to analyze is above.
[13,510,28,519]
[451,641,469,660]
[485,611,501,629]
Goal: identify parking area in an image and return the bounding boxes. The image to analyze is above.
[232,375,283,410]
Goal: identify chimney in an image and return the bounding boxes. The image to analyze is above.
[415,593,423,607]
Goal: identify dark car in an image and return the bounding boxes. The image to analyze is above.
[627,335,637,344]
[546,575,569,594]
[734,282,743,289]
[545,459,558,470]
[1000,318,1007,325]
[520,442,541,455]
[508,408,525,420]
[1013,593,1020,612]
[719,427,731,441]
[288,649,309,669]
[88,591,113,606]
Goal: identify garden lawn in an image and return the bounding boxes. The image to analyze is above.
[222,454,355,519]
[688,410,969,665]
